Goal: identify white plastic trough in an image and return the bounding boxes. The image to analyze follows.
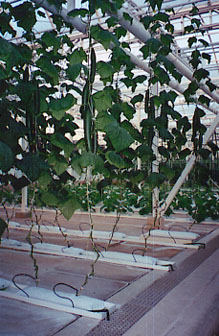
[0,278,116,319]
[1,239,174,271]
[9,222,200,249]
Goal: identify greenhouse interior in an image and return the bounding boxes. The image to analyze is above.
[0,0,219,335]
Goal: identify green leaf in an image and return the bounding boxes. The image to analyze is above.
[93,90,113,112]
[50,133,74,158]
[105,123,134,152]
[106,151,126,168]
[123,12,133,24]
[17,154,48,181]
[121,102,136,120]
[96,61,115,83]
[198,95,210,107]
[79,152,105,172]
[160,33,173,47]
[121,120,143,142]
[41,31,60,51]
[147,38,162,53]
[130,94,144,105]
[0,141,14,171]
[207,141,219,156]
[206,80,217,92]
[202,52,211,64]
[68,8,89,17]
[38,171,52,189]
[178,148,191,159]
[0,218,7,238]
[48,154,68,176]
[188,36,197,48]
[91,25,119,50]
[36,57,59,85]
[41,191,59,207]
[67,64,83,81]
[140,16,153,29]
[158,146,170,159]
[49,94,76,120]
[154,12,169,22]
[148,0,163,11]
[199,39,209,48]
[193,68,209,81]
[198,148,211,160]
[11,2,36,32]
[160,164,175,180]
[136,145,155,162]
[59,197,81,220]
[146,172,165,188]
[68,48,87,65]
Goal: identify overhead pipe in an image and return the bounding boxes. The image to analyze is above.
[108,3,219,105]
[125,49,217,115]
[33,0,219,104]
[33,0,87,34]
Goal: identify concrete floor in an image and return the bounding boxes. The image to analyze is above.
[0,207,218,336]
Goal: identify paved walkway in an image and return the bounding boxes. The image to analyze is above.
[78,229,219,336]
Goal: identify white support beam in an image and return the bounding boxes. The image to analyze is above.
[158,112,219,217]
[125,49,218,115]
[33,0,219,107]
[109,3,219,105]
[33,0,87,34]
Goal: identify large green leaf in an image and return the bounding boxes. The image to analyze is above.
[67,64,82,82]
[106,151,126,168]
[160,164,175,180]
[68,48,87,65]
[136,144,155,162]
[59,197,81,220]
[17,154,48,181]
[38,171,52,189]
[41,191,59,207]
[93,90,113,112]
[49,94,76,120]
[105,123,134,152]
[79,152,105,172]
[146,172,165,188]
[48,154,68,176]
[0,141,14,171]
[96,61,115,83]
[50,133,74,158]
[91,25,119,50]
[41,31,60,51]
[36,56,59,85]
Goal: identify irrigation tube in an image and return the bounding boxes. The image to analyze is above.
[158,112,219,218]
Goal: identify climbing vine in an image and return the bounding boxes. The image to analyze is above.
[0,0,218,236]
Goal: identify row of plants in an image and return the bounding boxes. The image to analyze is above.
[25,180,218,223]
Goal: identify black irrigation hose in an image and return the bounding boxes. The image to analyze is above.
[79,221,90,233]
[53,283,79,308]
[12,273,36,298]
[167,224,188,244]
[132,248,147,262]
[91,308,110,321]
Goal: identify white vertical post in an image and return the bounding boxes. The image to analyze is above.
[151,82,159,218]
[21,120,28,213]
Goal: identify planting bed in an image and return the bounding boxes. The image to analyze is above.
[0,206,218,335]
